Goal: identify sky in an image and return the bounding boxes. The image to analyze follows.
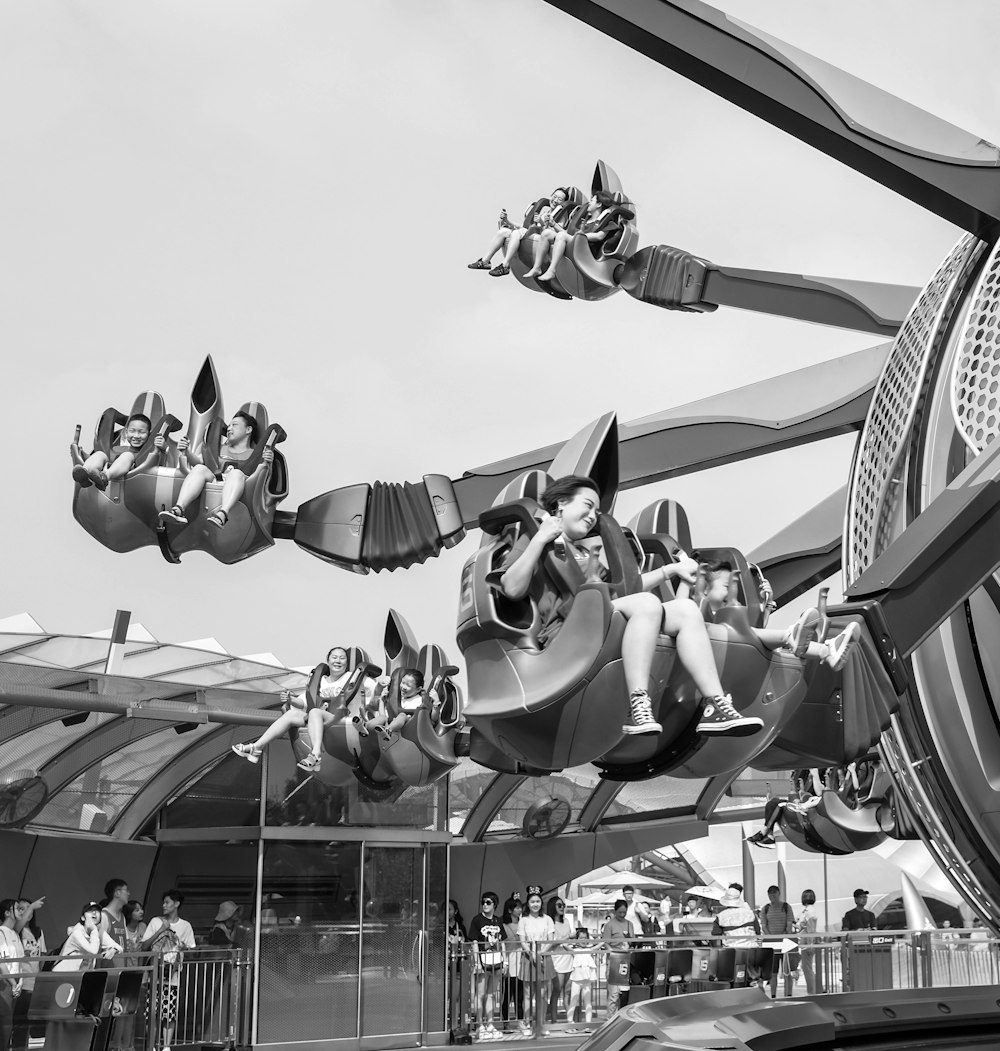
[2,0,999,674]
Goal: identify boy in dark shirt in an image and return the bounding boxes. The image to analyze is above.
[468,892,504,1040]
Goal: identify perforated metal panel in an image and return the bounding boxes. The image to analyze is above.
[845,234,981,585]
[952,239,1000,454]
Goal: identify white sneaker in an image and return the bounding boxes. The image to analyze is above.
[825,621,861,671]
[476,1025,488,1041]
[485,1025,501,1040]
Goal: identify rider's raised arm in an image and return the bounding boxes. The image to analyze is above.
[500,514,563,599]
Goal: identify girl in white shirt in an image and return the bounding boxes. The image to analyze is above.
[232,646,381,772]
[516,892,555,1035]
[55,904,122,971]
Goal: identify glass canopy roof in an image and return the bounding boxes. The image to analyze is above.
[0,618,769,842]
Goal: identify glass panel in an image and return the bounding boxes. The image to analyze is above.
[2,711,117,774]
[33,724,216,831]
[424,844,448,1033]
[448,758,494,833]
[602,777,707,821]
[360,846,422,1037]
[713,767,785,813]
[257,841,362,1044]
[264,738,445,830]
[486,767,600,836]
[163,752,261,828]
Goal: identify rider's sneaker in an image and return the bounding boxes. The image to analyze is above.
[622,690,662,735]
[825,621,861,671]
[746,830,776,848]
[786,607,820,658]
[696,695,763,737]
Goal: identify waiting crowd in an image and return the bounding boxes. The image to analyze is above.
[448,882,934,1039]
[0,882,250,1051]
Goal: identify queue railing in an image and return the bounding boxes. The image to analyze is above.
[447,929,1000,1041]
[1,946,251,1051]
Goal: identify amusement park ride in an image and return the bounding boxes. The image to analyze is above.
[28,0,1000,951]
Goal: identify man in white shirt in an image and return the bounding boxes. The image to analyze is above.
[0,900,25,1051]
[142,890,196,1051]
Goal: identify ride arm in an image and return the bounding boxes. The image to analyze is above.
[452,343,889,526]
[544,0,1000,238]
[841,434,1000,662]
[617,245,918,336]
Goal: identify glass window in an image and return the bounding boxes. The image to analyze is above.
[485,766,599,836]
[602,777,707,822]
[257,842,362,1044]
[448,758,495,833]
[163,752,261,828]
[264,737,445,830]
[33,724,217,832]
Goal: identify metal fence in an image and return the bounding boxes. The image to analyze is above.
[4,946,251,1051]
[448,930,1000,1041]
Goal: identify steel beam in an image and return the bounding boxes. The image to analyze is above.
[453,342,888,524]
[544,0,1000,236]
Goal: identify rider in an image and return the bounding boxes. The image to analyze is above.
[365,668,443,740]
[232,646,382,772]
[537,191,625,282]
[158,411,272,529]
[698,559,860,668]
[468,189,569,277]
[497,474,763,738]
[72,413,165,491]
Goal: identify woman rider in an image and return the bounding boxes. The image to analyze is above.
[498,475,763,737]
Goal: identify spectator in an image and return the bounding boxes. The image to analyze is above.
[468,892,504,1040]
[566,929,598,1032]
[123,901,146,953]
[600,899,634,1019]
[517,889,555,1035]
[11,898,46,1051]
[795,889,823,993]
[55,903,122,969]
[142,890,196,1051]
[760,885,795,997]
[209,901,241,946]
[841,890,876,932]
[632,901,659,936]
[100,881,132,1051]
[101,880,130,953]
[0,900,24,1051]
[545,897,573,1025]
[499,898,524,1032]
[446,901,467,1036]
[712,887,758,947]
[622,885,638,930]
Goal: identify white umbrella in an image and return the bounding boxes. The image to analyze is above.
[686,885,725,901]
[580,871,676,890]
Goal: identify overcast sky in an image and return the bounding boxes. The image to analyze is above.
[2,0,997,672]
